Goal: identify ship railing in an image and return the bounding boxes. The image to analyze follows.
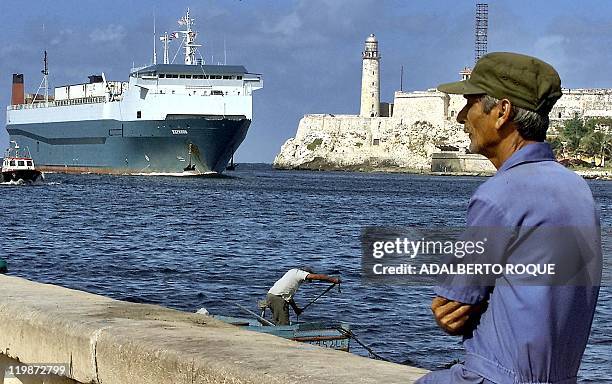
[7,96,107,111]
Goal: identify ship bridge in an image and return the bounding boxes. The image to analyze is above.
[130,64,263,96]
[131,64,250,79]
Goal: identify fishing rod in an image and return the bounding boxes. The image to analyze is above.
[300,283,339,313]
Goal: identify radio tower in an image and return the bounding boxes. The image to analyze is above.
[475,3,488,64]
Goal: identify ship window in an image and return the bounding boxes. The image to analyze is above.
[203,75,210,79]
[223,75,231,79]
[137,111,142,119]
[237,75,243,80]
[159,74,166,78]
[27,161,32,167]
[179,75,186,79]
[18,161,25,166]
[186,75,192,79]
[10,160,15,166]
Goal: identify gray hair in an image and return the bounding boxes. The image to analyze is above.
[481,95,549,141]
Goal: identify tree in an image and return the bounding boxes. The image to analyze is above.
[560,115,592,154]
[579,131,612,167]
[547,136,564,158]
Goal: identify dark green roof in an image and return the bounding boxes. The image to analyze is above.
[132,64,248,76]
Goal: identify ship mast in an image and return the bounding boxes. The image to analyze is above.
[43,50,49,103]
[160,32,170,64]
[32,50,49,106]
[177,8,201,65]
[153,13,157,65]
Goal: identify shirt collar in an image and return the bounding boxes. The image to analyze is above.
[498,142,556,173]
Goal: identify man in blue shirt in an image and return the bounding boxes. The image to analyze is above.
[416,52,602,384]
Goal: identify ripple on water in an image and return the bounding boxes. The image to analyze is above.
[1,170,610,381]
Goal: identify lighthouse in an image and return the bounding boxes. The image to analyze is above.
[360,34,380,117]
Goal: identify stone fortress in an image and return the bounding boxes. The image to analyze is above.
[273,35,612,174]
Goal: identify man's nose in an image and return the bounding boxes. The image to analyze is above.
[456,104,468,124]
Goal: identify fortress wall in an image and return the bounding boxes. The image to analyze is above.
[0,275,427,384]
[274,87,612,173]
[392,91,447,127]
[550,90,612,130]
[274,110,470,171]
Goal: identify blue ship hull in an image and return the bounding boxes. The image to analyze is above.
[6,116,250,175]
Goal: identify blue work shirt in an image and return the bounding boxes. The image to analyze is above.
[418,142,602,384]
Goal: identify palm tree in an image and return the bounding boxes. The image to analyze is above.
[580,131,612,167]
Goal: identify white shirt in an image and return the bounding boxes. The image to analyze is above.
[268,269,310,301]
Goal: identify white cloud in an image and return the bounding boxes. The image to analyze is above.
[533,34,568,68]
[265,12,302,37]
[534,35,566,54]
[89,25,126,43]
[50,28,74,46]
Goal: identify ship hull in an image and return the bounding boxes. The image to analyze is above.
[0,169,43,183]
[6,116,250,175]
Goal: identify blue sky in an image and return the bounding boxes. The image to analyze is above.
[2,0,612,162]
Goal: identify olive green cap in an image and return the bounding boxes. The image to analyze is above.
[437,52,563,113]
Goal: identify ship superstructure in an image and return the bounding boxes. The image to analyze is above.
[6,9,263,175]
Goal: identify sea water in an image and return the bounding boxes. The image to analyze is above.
[1,165,610,382]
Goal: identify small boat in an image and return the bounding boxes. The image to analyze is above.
[1,141,43,183]
[214,314,351,351]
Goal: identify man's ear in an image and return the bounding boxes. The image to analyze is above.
[495,99,512,130]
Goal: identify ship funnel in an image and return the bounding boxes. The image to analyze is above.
[11,74,24,105]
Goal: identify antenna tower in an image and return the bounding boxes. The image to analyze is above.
[475,3,488,64]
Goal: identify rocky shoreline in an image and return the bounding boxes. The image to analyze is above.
[575,169,612,180]
[273,160,611,180]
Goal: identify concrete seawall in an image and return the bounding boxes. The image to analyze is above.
[0,275,427,384]
[430,152,496,174]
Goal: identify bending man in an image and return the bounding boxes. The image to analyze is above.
[267,267,340,325]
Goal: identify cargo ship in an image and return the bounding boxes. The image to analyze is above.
[5,9,263,175]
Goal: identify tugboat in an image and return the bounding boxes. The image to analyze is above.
[1,141,43,183]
